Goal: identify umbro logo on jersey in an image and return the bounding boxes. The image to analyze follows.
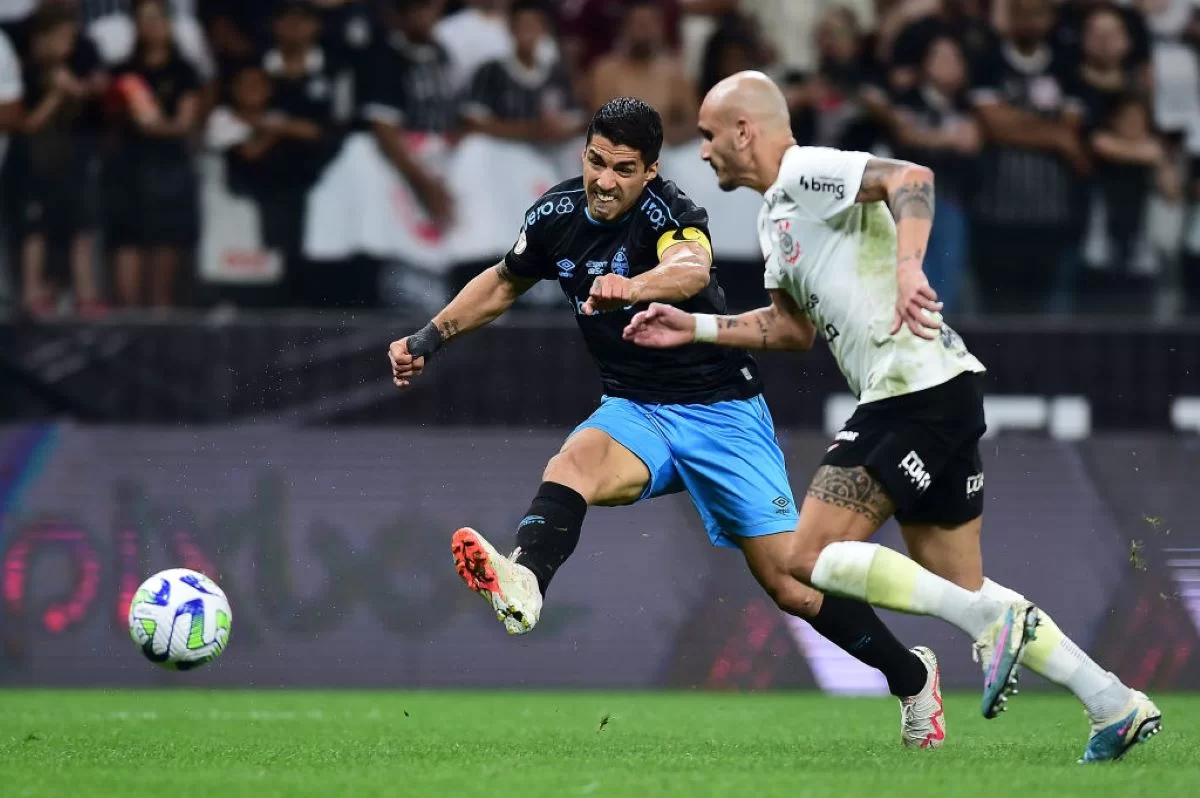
[557,259,576,277]
[798,175,846,200]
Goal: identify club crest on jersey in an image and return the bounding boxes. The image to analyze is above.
[557,259,576,278]
[776,219,802,264]
[612,247,630,277]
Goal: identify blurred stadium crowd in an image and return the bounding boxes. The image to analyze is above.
[1,0,1199,318]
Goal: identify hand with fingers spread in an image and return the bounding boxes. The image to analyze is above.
[892,264,943,340]
[581,273,638,315]
[622,302,697,349]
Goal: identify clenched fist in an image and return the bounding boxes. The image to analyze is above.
[388,338,426,389]
[581,273,638,315]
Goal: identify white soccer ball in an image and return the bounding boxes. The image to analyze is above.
[128,568,232,670]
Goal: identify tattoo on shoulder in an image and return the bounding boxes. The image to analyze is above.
[805,466,894,526]
[856,161,891,204]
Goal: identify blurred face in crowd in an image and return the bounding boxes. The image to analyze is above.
[623,3,664,60]
[32,20,76,66]
[389,0,445,42]
[582,135,658,221]
[1008,0,1053,49]
[232,67,272,114]
[275,8,320,52]
[135,1,172,50]
[815,9,858,66]
[924,37,967,94]
[1082,9,1129,69]
[510,8,545,63]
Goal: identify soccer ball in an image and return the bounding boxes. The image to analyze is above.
[128,568,232,670]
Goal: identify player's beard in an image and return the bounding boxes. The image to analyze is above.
[587,186,625,219]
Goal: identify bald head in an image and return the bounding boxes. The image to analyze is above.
[702,71,791,135]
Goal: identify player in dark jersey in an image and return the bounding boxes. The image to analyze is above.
[389,98,945,747]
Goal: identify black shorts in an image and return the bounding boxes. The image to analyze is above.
[821,372,987,526]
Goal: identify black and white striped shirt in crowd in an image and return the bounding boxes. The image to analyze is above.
[969,42,1084,228]
[361,30,455,134]
[461,56,581,125]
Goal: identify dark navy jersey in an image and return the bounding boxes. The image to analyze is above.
[504,175,762,405]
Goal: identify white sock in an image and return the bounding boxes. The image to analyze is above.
[979,578,1131,720]
[810,541,1006,638]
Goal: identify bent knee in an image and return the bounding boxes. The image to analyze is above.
[763,573,823,618]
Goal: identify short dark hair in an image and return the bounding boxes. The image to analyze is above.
[585,97,664,167]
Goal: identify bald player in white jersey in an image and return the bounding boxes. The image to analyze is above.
[623,71,1161,763]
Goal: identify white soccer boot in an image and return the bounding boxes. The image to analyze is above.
[900,646,946,749]
[451,527,542,635]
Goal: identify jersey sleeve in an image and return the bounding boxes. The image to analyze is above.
[758,210,783,290]
[779,146,873,222]
[648,181,714,262]
[502,203,554,280]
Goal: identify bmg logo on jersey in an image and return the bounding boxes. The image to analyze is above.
[966,473,985,498]
[798,175,846,200]
[899,450,931,493]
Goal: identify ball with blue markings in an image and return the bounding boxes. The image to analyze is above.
[128,568,232,670]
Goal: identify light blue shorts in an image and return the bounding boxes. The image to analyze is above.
[572,395,798,548]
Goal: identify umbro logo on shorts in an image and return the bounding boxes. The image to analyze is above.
[772,496,790,508]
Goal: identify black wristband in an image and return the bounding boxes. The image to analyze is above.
[407,321,444,360]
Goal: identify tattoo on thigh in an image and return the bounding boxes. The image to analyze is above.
[806,466,895,526]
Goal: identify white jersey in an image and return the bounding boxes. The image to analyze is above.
[759,145,985,404]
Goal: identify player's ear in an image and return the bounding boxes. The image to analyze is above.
[643,159,659,184]
[735,118,751,149]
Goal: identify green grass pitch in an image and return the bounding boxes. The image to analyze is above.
[0,691,1194,797]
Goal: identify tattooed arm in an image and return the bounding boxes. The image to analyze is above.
[854,157,943,339]
[389,262,538,386]
[428,261,539,345]
[623,290,816,352]
[854,157,935,272]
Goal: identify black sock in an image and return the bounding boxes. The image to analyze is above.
[808,595,928,697]
[513,481,587,596]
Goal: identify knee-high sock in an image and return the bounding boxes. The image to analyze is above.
[810,541,1004,638]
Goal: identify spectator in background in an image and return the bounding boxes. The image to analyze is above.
[436,0,511,92]
[969,0,1089,313]
[890,36,980,311]
[789,8,889,152]
[1055,0,1152,91]
[589,0,696,145]
[1076,5,1179,311]
[460,0,584,144]
[105,0,201,309]
[199,0,271,75]
[888,0,995,92]
[560,0,681,77]
[16,2,106,316]
[0,26,20,172]
[697,11,770,99]
[363,0,455,227]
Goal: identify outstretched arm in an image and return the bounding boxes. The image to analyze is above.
[854,157,942,339]
[389,262,538,387]
[623,290,816,351]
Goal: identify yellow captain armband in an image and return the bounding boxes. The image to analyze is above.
[656,226,713,260]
